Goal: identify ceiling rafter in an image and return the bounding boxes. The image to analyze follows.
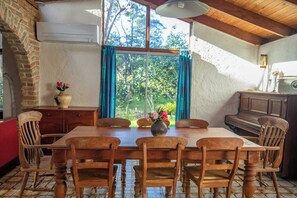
[34,0,297,45]
[192,15,265,45]
[286,0,297,4]
[135,0,265,44]
[200,0,296,37]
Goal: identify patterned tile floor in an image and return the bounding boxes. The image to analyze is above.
[0,160,297,198]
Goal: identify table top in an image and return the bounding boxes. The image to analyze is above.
[51,126,262,151]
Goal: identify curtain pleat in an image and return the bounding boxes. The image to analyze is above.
[176,50,192,120]
[100,46,116,118]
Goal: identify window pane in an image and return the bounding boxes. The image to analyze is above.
[150,9,190,49]
[115,53,178,125]
[147,55,178,116]
[115,53,147,120]
[104,0,146,48]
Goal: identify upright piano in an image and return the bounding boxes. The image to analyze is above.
[225,91,297,178]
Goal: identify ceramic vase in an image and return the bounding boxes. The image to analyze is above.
[55,91,72,109]
[151,120,168,136]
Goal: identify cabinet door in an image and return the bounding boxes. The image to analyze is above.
[38,110,63,134]
[64,111,95,132]
[36,110,63,154]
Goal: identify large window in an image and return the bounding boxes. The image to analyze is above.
[115,53,178,123]
[104,0,190,125]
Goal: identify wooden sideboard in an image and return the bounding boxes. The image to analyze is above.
[225,91,297,178]
[33,106,99,152]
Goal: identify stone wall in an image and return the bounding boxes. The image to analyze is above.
[0,0,39,109]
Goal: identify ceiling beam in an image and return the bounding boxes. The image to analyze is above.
[137,0,265,44]
[27,0,38,8]
[192,15,266,45]
[199,0,296,37]
[286,0,297,4]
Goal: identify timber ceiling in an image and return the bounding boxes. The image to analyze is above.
[34,0,297,45]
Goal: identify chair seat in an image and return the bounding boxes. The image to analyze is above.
[20,155,54,172]
[134,166,176,181]
[239,159,279,173]
[185,166,230,184]
[75,166,118,187]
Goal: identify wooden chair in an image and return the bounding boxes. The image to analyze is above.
[97,117,131,128]
[240,116,289,198]
[176,119,209,128]
[66,136,120,198]
[97,117,131,193]
[18,111,64,198]
[133,136,187,198]
[185,137,243,198]
[176,118,209,191]
[137,117,170,128]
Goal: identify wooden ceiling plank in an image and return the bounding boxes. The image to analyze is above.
[200,0,296,37]
[192,15,266,45]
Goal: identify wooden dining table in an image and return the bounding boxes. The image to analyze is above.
[51,126,263,198]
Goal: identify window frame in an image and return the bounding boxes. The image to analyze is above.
[102,0,192,54]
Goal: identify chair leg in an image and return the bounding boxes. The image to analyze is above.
[258,172,263,187]
[108,183,113,198]
[165,187,172,198]
[198,186,203,198]
[226,186,232,198]
[19,172,29,198]
[33,172,39,188]
[134,174,140,198]
[185,173,190,198]
[213,188,218,198]
[272,172,280,198]
[121,160,126,193]
[112,177,117,198]
[142,184,147,198]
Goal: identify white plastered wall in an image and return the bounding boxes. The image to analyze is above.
[190,22,263,127]
[258,34,297,92]
[39,0,102,107]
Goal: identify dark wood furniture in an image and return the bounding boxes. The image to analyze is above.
[134,136,187,198]
[97,117,131,128]
[33,106,98,134]
[51,126,263,198]
[33,106,98,154]
[225,91,297,178]
[185,137,244,198]
[66,137,120,198]
[18,111,63,198]
[239,116,289,198]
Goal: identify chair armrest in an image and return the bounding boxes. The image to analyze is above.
[241,136,259,144]
[23,144,52,149]
[262,146,280,151]
[41,134,64,138]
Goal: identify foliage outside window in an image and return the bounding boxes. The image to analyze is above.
[104,0,190,125]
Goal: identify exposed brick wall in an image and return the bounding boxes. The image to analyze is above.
[0,0,39,109]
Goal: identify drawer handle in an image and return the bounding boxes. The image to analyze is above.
[76,113,82,117]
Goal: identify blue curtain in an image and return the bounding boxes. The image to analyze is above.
[176,50,192,121]
[100,46,116,118]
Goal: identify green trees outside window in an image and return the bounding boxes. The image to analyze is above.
[104,0,190,126]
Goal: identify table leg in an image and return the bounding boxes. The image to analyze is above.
[243,160,257,198]
[54,150,67,198]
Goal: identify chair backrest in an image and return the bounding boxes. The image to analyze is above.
[197,137,243,182]
[18,111,43,168]
[176,119,209,128]
[136,136,187,180]
[65,137,121,187]
[137,118,170,128]
[97,118,131,128]
[258,116,289,168]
